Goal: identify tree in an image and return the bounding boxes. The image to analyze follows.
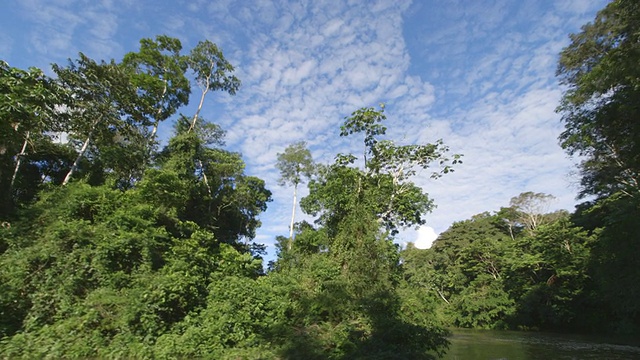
[182,40,241,198]
[557,2,640,333]
[508,192,556,234]
[186,40,241,133]
[52,54,146,186]
[276,141,315,248]
[281,105,459,357]
[122,35,190,144]
[303,105,461,236]
[557,0,640,198]
[0,62,67,215]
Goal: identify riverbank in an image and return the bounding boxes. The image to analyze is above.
[441,329,640,359]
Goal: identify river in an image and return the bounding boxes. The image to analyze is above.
[441,329,640,359]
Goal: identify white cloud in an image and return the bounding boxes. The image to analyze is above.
[7,0,129,69]
[200,0,609,258]
[0,0,611,263]
[414,226,438,249]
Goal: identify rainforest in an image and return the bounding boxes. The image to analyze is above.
[1,1,639,358]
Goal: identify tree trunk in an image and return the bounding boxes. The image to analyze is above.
[507,222,515,241]
[434,287,450,304]
[288,183,297,250]
[10,131,30,194]
[198,159,213,207]
[149,78,168,141]
[150,120,160,140]
[62,128,95,186]
[188,83,209,133]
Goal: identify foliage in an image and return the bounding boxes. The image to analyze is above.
[574,194,640,333]
[401,199,600,333]
[276,141,315,246]
[506,218,594,330]
[0,164,268,357]
[271,105,457,358]
[0,36,276,358]
[158,118,272,244]
[1,52,456,357]
[557,0,640,198]
[556,0,640,334]
[0,61,69,216]
[402,212,513,329]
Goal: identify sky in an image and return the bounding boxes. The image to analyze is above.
[1,0,609,258]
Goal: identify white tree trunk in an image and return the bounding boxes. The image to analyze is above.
[434,287,450,304]
[150,121,160,140]
[62,130,94,186]
[198,160,213,211]
[10,131,30,193]
[188,83,209,133]
[149,78,168,141]
[288,184,297,250]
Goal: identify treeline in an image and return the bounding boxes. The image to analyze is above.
[402,191,640,334]
[404,0,640,334]
[0,35,458,358]
[0,36,283,358]
[399,0,640,335]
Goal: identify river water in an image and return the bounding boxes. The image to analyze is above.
[442,329,640,359]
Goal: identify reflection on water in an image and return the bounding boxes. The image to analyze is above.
[442,329,640,360]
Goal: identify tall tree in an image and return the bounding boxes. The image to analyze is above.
[303,105,461,236]
[557,2,640,333]
[184,40,241,197]
[508,192,556,234]
[53,54,144,186]
[557,0,640,198]
[0,62,68,214]
[122,35,190,144]
[276,141,314,248]
[187,40,240,133]
[286,105,459,357]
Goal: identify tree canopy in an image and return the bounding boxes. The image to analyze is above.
[556,0,640,333]
[276,141,315,246]
[557,0,640,198]
[0,40,457,359]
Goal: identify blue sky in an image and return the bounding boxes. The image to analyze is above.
[1,0,608,256]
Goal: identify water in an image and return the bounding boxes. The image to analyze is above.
[442,329,640,360]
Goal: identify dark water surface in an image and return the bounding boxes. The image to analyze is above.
[442,329,640,360]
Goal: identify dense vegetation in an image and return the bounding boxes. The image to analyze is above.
[0,35,456,358]
[402,0,640,335]
[401,0,640,335]
[0,0,639,358]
